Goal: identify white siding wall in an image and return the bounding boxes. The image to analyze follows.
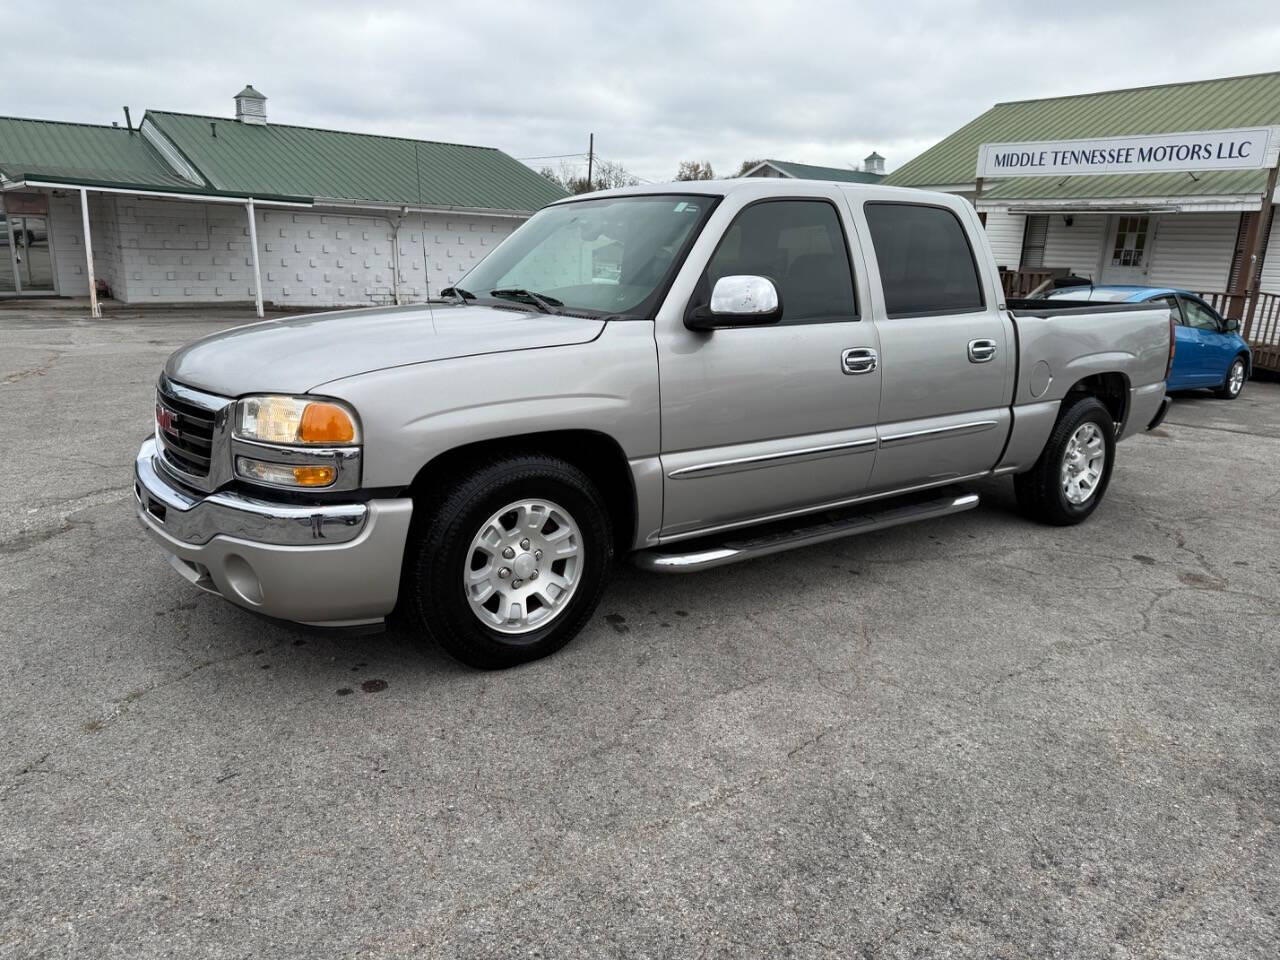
[982,210,1025,269]
[1260,205,1280,294]
[1039,213,1107,278]
[1146,213,1237,292]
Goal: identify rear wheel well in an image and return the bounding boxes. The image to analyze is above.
[404,430,637,554]
[1064,372,1129,429]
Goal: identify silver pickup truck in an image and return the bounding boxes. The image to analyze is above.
[135,180,1173,668]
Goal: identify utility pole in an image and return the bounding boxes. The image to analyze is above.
[587,133,594,191]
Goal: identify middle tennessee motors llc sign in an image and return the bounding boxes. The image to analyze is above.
[975,127,1280,179]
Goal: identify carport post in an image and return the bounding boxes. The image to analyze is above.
[1241,162,1279,341]
[79,188,100,319]
[246,198,264,319]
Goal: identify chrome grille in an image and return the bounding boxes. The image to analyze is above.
[155,378,228,484]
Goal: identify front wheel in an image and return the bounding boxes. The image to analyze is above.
[1215,356,1247,400]
[405,454,614,669]
[1014,396,1116,526]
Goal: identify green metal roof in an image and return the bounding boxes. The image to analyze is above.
[145,111,568,212]
[756,159,885,183]
[884,71,1280,201]
[0,115,206,192]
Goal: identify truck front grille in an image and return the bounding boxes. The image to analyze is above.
[156,382,220,480]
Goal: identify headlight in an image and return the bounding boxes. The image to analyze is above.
[235,395,359,445]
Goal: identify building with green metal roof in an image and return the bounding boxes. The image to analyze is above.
[1,85,566,314]
[740,156,886,184]
[883,72,1280,307]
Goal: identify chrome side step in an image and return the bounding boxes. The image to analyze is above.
[634,490,980,573]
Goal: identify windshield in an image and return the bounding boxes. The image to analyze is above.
[453,194,716,317]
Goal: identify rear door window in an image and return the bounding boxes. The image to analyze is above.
[863,202,985,318]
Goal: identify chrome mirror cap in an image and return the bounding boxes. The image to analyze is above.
[710,275,780,316]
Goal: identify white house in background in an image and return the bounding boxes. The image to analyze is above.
[883,72,1280,302]
[740,156,886,183]
[0,85,567,316]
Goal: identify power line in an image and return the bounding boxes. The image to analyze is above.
[515,151,589,161]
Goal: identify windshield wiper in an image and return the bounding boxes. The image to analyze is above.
[489,288,564,314]
[439,285,475,304]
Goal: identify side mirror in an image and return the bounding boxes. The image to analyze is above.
[1224,317,1241,334]
[686,275,782,331]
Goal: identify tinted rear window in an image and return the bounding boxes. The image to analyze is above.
[863,202,984,317]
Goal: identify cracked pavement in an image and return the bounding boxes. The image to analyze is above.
[1,303,1278,958]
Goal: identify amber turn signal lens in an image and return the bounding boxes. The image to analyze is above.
[292,466,337,486]
[299,402,356,443]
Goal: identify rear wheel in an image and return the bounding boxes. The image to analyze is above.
[1215,355,1247,400]
[405,455,613,669]
[1014,396,1116,526]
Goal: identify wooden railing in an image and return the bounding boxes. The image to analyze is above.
[1197,289,1280,372]
[997,267,1071,299]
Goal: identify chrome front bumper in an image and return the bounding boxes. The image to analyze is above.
[134,437,413,627]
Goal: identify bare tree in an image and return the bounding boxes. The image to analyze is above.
[542,158,639,195]
[674,160,715,181]
[734,159,765,177]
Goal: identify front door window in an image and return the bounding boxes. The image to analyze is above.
[1111,216,1150,268]
[3,193,57,296]
[0,214,15,294]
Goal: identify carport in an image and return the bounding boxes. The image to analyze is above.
[0,115,311,319]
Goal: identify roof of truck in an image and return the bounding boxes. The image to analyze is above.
[552,178,952,203]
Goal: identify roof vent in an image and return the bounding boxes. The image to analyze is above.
[863,151,885,175]
[235,84,267,125]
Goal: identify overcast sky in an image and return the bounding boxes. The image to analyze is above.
[12,1,1280,183]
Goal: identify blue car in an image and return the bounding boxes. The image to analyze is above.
[1040,284,1252,399]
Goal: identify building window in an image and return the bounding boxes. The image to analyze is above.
[1111,216,1150,267]
[1020,215,1048,269]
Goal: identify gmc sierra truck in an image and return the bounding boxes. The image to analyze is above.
[135,180,1174,668]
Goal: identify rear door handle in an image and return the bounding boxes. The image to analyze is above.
[842,347,878,375]
[968,339,997,363]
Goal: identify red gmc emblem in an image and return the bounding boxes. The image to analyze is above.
[156,403,179,437]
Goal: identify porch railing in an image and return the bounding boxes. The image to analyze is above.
[997,267,1071,299]
[1196,289,1280,373]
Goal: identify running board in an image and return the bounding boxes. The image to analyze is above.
[634,489,980,573]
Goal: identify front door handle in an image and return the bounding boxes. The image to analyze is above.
[968,338,997,363]
[842,347,878,375]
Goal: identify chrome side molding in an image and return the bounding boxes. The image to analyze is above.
[667,437,877,480]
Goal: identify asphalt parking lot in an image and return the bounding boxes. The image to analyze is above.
[2,303,1278,959]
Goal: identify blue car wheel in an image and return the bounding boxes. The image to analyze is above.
[1215,355,1247,400]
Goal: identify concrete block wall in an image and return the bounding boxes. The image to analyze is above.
[114,198,258,302]
[257,208,519,306]
[46,196,522,307]
[89,194,129,300]
[49,193,90,296]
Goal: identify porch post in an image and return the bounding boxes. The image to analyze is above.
[79,188,100,319]
[246,198,264,319]
[1241,163,1278,342]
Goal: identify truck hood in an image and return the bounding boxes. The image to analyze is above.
[164,303,606,396]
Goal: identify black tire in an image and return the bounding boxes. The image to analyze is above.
[405,454,613,669]
[1214,354,1248,400]
[1013,395,1117,526]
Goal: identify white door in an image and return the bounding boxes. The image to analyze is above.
[1100,214,1157,284]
